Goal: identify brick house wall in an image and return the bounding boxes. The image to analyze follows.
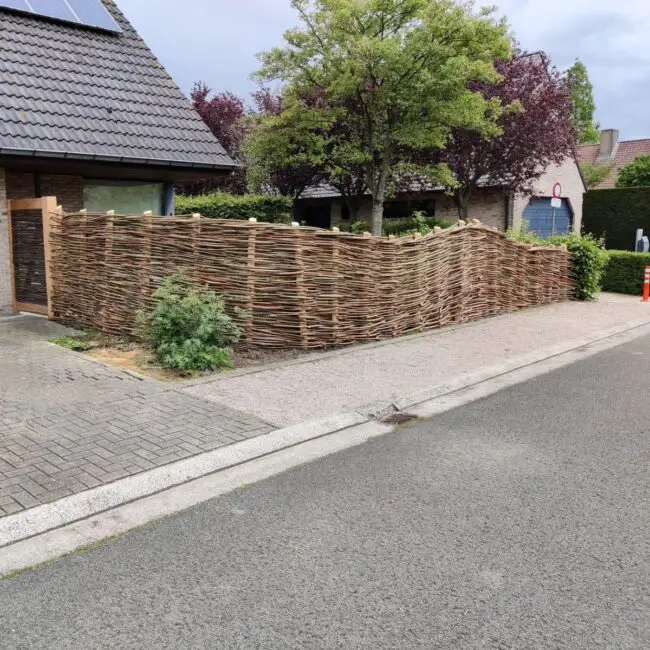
[0,168,12,313]
[329,186,508,231]
[5,172,84,212]
[512,158,586,233]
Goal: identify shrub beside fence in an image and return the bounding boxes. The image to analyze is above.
[49,214,574,349]
[602,250,650,295]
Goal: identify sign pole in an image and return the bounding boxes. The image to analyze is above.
[552,207,556,235]
[644,267,650,303]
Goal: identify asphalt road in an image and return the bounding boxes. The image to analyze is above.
[2,335,650,649]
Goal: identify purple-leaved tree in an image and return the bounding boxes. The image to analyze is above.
[439,51,576,220]
[182,82,248,195]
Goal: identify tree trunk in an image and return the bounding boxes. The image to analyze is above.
[371,198,384,236]
[455,188,470,222]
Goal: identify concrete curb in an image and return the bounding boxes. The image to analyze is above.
[0,420,393,578]
[0,412,368,549]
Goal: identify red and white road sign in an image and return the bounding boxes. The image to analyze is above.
[552,182,562,199]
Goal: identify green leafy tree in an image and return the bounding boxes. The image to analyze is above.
[581,161,613,189]
[616,155,650,189]
[567,60,600,145]
[254,0,511,235]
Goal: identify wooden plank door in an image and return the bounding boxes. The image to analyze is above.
[7,197,57,316]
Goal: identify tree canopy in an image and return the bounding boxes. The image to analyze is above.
[186,83,248,195]
[616,155,650,189]
[567,60,600,145]
[436,51,575,219]
[254,0,512,235]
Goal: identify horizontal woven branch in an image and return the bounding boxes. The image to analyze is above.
[49,213,574,348]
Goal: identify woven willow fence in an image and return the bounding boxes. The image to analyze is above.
[49,213,573,348]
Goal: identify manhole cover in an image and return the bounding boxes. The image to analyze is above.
[382,412,419,425]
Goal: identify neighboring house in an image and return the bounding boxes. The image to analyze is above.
[577,129,650,189]
[296,157,585,237]
[0,0,234,314]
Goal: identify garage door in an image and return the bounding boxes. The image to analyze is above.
[523,198,572,239]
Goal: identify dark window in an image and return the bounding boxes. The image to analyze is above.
[341,204,351,221]
[384,199,436,219]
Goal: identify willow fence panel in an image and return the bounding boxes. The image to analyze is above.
[49,213,574,348]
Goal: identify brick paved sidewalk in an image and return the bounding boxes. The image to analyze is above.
[0,316,274,517]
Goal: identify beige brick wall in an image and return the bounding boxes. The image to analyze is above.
[5,172,84,212]
[435,187,507,230]
[330,187,508,231]
[0,168,13,314]
[512,157,585,233]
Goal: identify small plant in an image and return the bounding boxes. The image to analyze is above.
[51,336,94,352]
[136,270,245,373]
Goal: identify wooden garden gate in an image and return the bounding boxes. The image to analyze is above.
[6,196,57,316]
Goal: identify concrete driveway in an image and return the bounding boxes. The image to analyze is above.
[0,316,273,516]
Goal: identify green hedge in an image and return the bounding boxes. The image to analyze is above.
[175,193,293,223]
[583,188,650,250]
[338,216,455,236]
[602,250,650,295]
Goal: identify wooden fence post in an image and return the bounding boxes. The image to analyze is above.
[191,213,201,281]
[41,196,58,320]
[246,224,257,342]
[141,211,153,309]
[293,225,309,348]
[331,235,340,346]
[103,210,115,332]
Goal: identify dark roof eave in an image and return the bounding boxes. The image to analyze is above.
[0,147,237,171]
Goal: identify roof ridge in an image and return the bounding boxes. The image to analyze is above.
[618,137,650,145]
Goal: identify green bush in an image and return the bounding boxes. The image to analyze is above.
[602,250,650,294]
[583,188,650,250]
[175,192,293,223]
[508,230,607,301]
[136,271,245,372]
[338,214,455,236]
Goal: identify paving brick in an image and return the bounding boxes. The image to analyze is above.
[0,316,275,515]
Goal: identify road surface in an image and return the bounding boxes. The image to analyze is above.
[1,335,649,648]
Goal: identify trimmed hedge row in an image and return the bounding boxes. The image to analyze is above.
[602,250,650,295]
[338,216,456,236]
[175,193,293,223]
[583,188,650,250]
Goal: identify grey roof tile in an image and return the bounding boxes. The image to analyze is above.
[0,0,234,169]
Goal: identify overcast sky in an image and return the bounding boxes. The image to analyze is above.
[119,0,650,141]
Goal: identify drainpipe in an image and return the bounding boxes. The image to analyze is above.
[163,183,175,216]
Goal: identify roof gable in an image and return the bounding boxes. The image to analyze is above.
[0,0,234,169]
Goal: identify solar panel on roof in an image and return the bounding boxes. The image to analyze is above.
[0,0,122,33]
[29,0,76,21]
[0,0,30,10]
[67,0,121,32]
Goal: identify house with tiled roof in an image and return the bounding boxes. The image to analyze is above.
[296,159,586,237]
[577,129,650,189]
[0,0,234,315]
